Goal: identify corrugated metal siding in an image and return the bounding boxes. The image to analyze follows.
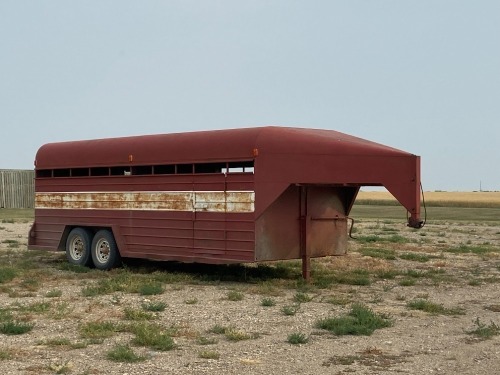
[0,169,35,208]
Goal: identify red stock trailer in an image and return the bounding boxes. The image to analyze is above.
[28,127,423,279]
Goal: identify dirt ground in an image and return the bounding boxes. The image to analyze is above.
[0,219,499,375]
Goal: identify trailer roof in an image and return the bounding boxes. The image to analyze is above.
[35,126,414,169]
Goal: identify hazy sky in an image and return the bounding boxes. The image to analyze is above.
[1,1,499,191]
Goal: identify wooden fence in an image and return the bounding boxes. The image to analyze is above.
[0,169,35,209]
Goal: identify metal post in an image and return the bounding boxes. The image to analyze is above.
[0,170,5,208]
[299,186,310,281]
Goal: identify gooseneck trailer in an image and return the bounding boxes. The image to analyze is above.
[28,126,423,278]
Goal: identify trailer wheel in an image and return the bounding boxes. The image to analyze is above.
[91,229,121,270]
[66,228,93,267]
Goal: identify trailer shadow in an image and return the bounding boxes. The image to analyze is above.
[121,257,302,283]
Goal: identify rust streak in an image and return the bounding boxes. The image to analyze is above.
[35,191,255,213]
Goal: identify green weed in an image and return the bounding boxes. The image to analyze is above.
[141,301,167,312]
[316,303,392,336]
[261,297,276,307]
[208,324,227,335]
[106,344,146,363]
[287,332,309,345]
[0,321,34,335]
[282,305,300,316]
[399,253,432,263]
[0,267,17,284]
[224,328,255,341]
[123,307,155,321]
[446,245,498,255]
[130,322,176,351]
[197,336,218,345]
[226,290,244,301]
[399,278,416,286]
[294,292,313,303]
[79,321,122,339]
[467,318,500,340]
[358,247,396,260]
[323,295,351,306]
[139,282,164,296]
[406,299,465,315]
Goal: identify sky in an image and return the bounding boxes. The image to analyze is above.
[1,1,499,191]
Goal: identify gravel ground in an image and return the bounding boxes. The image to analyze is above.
[0,219,499,375]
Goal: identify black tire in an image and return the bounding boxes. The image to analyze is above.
[66,227,93,267]
[91,229,121,270]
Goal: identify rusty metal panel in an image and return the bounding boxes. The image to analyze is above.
[255,185,350,261]
[35,191,255,213]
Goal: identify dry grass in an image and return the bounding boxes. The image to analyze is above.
[357,191,500,208]
[358,191,500,203]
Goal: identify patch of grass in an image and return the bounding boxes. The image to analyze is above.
[106,344,146,363]
[141,301,167,312]
[335,269,371,286]
[81,271,162,296]
[467,318,500,340]
[398,278,417,286]
[207,325,257,341]
[399,253,432,263]
[20,277,40,291]
[130,322,177,351]
[0,267,17,284]
[199,350,220,359]
[323,295,351,306]
[356,235,381,243]
[15,301,51,314]
[316,303,392,336]
[468,279,481,286]
[208,324,227,335]
[226,290,244,301]
[0,348,12,360]
[287,332,309,345]
[406,299,465,315]
[0,308,14,322]
[404,269,427,278]
[282,304,300,316]
[376,269,400,280]
[79,321,122,339]
[197,336,218,345]
[0,321,34,335]
[48,302,73,320]
[386,234,411,243]
[261,297,276,307]
[139,282,164,296]
[445,245,498,255]
[224,327,256,341]
[48,361,72,374]
[294,292,313,303]
[358,247,396,260]
[123,307,155,321]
